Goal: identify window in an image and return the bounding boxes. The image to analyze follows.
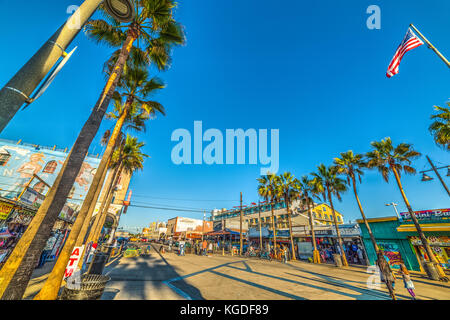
[43,160,58,174]
[33,182,46,194]
[0,150,11,167]
[323,207,327,212]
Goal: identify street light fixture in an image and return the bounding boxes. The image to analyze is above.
[0,0,136,133]
[104,0,136,23]
[385,202,401,220]
[421,173,434,182]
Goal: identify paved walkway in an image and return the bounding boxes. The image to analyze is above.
[22,244,450,300]
[100,244,450,300]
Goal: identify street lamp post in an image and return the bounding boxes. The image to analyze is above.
[420,156,450,197]
[385,203,401,219]
[0,0,135,133]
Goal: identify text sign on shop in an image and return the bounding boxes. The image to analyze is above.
[0,202,14,220]
[64,246,84,279]
[400,208,450,221]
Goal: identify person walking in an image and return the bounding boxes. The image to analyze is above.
[282,245,288,264]
[202,239,208,256]
[179,240,185,256]
[399,263,416,300]
[376,251,396,300]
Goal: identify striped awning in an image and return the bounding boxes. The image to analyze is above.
[397,223,450,232]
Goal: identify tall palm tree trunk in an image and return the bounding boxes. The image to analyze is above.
[33,158,110,300]
[76,163,122,270]
[34,98,131,300]
[306,198,320,263]
[351,176,379,254]
[327,188,348,267]
[390,165,447,280]
[89,165,123,247]
[285,197,296,261]
[0,33,136,300]
[270,202,277,257]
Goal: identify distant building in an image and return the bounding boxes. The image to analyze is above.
[211,201,344,233]
[166,216,213,240]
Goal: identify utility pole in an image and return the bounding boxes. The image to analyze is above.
[258,201,263,251]
[202,211,206,242]
[425,155,450,197]
[240,192,243,256]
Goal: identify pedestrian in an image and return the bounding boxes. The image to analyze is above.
[179,240,185,256]
[283,246,288,263]
[357,245,364,265]
[208,241,213,254]
[202,239,208,256]
[399,263,416,300]
[376,251,396,300]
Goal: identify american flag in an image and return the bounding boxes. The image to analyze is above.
[386,28,424,78]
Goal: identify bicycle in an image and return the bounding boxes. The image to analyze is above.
[258,251,272,262]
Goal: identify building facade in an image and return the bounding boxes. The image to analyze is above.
[358,209,450,273]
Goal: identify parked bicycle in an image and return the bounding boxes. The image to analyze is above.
[258,250,272,262]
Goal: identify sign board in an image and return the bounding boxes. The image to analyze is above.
[0,201,14,220]
[400,208,450,221]
[64,246,84,279]
[19,188,45,208]
[248,227,270,238]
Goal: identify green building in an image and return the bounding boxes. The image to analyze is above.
[358,211,450,273]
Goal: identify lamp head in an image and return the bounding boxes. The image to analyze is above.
[104,0,135,23]
[421,173,433,182]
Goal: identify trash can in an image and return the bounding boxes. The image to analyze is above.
[424,262,440,281]
[87,252,110,275]
[60,274,110,300]
[333,254,343,267]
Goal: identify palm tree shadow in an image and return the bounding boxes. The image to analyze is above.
[100,244,204,300]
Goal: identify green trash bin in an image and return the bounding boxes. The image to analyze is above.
[60,274,111,300]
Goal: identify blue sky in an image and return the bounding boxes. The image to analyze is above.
[0,0,449,231]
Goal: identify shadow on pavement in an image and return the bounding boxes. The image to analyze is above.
[100,243,204,300]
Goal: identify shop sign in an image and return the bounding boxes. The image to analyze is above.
[409,236,450,247]
[331,225,361,237]
[248,227,270,238]
[400,208,450,221]
[19,188,45,208]
[64,246,84,279]
[315,229,333,236]
[0,202,14,220]
[269,229,290,238]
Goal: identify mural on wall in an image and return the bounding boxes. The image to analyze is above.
[378,241,404,269]
[0,140,101,204]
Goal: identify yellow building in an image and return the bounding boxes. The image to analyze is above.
[311,203,344,226]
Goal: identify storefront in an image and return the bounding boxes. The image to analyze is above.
[358,216,422,271]
[0,196,75,268]
[293,224,368,265]
[396,208,450,273]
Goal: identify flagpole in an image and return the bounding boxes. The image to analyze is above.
[410,24,450,68]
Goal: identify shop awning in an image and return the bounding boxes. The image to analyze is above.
[206,229,241,237]
[397,223,450,232]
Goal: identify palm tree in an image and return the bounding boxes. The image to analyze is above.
[275,173,300,261]
[87,135,148,251]
[0,0,184,300]
[334,150,398,299]
[257,173,278,257]
[366,137,448,281]
[429,103,450,151]
[333,151,381,253]
[34,70,163,299]
[311,164,349,267]
[298,175,321,263]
